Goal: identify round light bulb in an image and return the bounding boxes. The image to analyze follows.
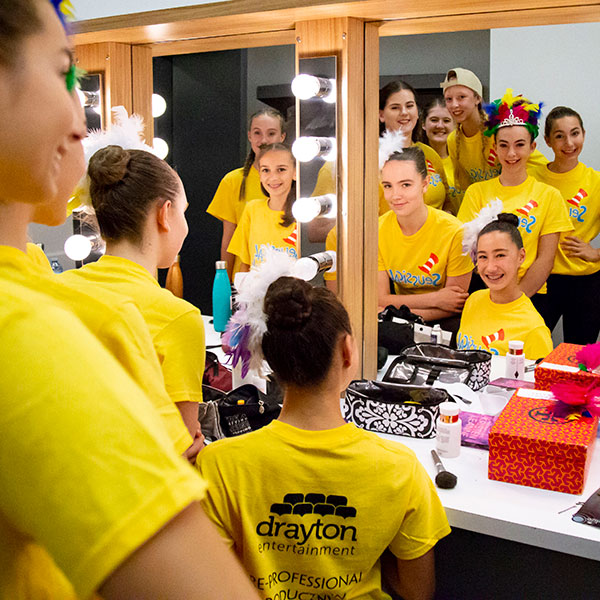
[76,88,86,107]
[292,197,321,223]
[292,137,321,162]
[152,137,169,160]
[320,194,337,218]
[291,74,321,100]
[64,234,92,261]
[293,257,319,281]
[152,93,167,118]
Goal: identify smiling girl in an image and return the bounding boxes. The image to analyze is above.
[530,107,600,343]
[457,90,572,304]
[228,143,297,270]
[458,214,553,358]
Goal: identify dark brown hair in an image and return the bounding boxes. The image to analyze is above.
[383,145,428,180]
[379,80,420,141]
[88,146,181,244]
[257,143,296,228]
[478,213,523,250]
[0,0,41,68]
[544,106,585,139]
[239,108,286,202]
[262,277,352,387]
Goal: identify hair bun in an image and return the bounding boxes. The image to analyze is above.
[88,145,130,188]
[497,212,519,228]
[264,276,313,331]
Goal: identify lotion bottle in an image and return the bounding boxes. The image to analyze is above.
[436,402,461,458]
[505,340,525,379]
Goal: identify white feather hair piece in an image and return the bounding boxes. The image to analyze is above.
[379,129,407,170]
[462,198,504,260]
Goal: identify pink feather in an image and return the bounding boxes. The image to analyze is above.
[551,380,600,418]
[576,342,600,371]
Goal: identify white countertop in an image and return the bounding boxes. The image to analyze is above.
[203,316,600,560]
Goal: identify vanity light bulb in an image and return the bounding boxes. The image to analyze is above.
[291,74,321,100]
[292,137,335,163]
[152,93,167,118]
[292,197,321,223]
[152,137,169,160]
[64,234,92,261]
[292,251,337,281]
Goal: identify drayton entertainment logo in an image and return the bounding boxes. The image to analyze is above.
[256,493,358,546]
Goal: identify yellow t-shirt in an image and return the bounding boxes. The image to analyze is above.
[378,142,449,214]
[311,160,336,197]
[447,128,548,193]
[441,154,461,215]
[26,242,52,272]
[530,162,600,276]
[197,420,450,600]
[0,278,206,600]
[457,289,553,359]
[0,245,191,455]
[378,207,473,295]
[457,176,573,293]
[62,255,206,406]
[228,198,298,267]
[324,225,337,282]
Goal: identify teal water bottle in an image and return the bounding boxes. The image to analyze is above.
[212,260,232,332]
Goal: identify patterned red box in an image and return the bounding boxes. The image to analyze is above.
[535,343,600,391]
[488,389,598,494]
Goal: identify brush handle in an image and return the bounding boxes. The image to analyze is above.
[431,449,445,473]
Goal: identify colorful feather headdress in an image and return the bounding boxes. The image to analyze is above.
[483,88,543,139]
[379,129,407,170]
[50,0,75,28]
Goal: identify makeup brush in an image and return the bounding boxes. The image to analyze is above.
[431,449,458,489]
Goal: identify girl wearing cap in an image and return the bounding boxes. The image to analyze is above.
[530,106,600,343]
[442,68,547,201]
[207,108,286,278]
[457,90,572,306]
[458,213,553,359]
[378,144,473,336]
[379,80,450,213]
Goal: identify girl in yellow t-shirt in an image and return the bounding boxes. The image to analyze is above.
[379,80,449,212]
[197,274,450,600]
[378,145,473,338]
[228,143,298,270]
[530,106,600,343]
[206,108,286,278]
[458,213,553,359]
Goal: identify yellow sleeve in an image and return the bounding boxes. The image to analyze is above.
[323,226,337,281]
[154,309,206,404]
[26,243,52,272]
[540,186,574,236]
[525,325,554,360]
[206,170,241,224]
[447,224,474,277]
[227,203,252,265]
[311,161,336,196]
[457,185,481,223]
[388,456,451,560]
[527,149,549,171]
[424,144,450,203]
[0,303,207,600]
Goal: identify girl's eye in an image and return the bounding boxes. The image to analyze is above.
[382,183,391,189]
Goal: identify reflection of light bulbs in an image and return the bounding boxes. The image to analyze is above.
[293,251,337,281]
[152,93,167,118]
[291,74,336,102]
[292,137,336,163]
[292,194,336,223]
[152,137,169,159]
[64,234,92,261]
[76,88,86,107]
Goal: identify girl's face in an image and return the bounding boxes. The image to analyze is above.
[444,85,480,124]
[476,230,525,292]
[379,89,419,138]
[258,149,296,200]
[380,159,427,219]
[423,105,455,146]
[545,116,585,164]
[494,126,535,171]
[0,2,81,204]
[248,114,285,157]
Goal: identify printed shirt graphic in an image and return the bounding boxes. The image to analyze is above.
[531,162,600,276]
[197,420,450,600]
[378,207,473,295]
[457,175,573,293]
[457,289,553,359]
[228,198,298,267]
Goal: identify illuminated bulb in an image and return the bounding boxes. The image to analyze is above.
[291,74,335,102]
[292,137,335,163]
[292,194,336,223]
[64,234,92,261]
[152,93,167,118]
[152,137,169,159]
[292,251,337,281]
[76,88,86,107]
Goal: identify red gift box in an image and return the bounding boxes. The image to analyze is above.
[535,343,600,391]
[488,389,598,494]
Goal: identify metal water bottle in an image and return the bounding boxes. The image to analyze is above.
[212,260,231,332]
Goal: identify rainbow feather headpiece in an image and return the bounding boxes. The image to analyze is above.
[484,89,543,139]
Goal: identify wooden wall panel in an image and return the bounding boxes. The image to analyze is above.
[132,45,153,142]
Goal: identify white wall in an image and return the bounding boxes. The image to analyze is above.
[490,23,600,169]
[72,0,224,21]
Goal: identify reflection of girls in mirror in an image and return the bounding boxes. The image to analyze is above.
[530,107,600,343]
[0,2,257,598]
[458,90,572,305]
[379,81,449,212]
[228,143,297,271]
[378,146,473,338]
[421,97,460,213]
[207,108,286,278]
[458,214,553,359]
[442,68,547,202]
[198,275,450,599]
